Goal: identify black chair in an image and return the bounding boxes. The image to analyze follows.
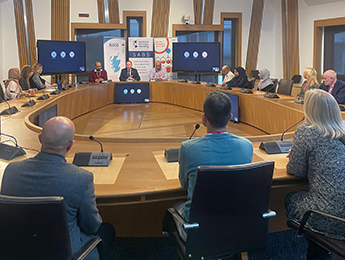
[162,161,276,260]
[250,70,260,80]
[0,195,102,260]
[291,74,302,83]
[277,79,294,95]
[288,210,345,260]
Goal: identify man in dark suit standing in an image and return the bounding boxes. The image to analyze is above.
[1,116,115,260]
[321,69,345,104]
[119,60,140,81]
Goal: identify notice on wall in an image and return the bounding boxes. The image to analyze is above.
[128,37,154,81]
[103,37,126,82]
[154,37,178,80]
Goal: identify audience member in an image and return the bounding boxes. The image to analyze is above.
[297,67,319,98]
[175,91,253,241]
[119,61,140,81]
[285,89,345,259]
[19,65,34,91]
[4,67,34,100]
[89,61,108,83]
[321,69,345,104]
[221,65,235,86]
[29,63,57,90]
[149,61,168,81]
[222,66,248,89]
[0,116,115,260]
[257,69,274,91]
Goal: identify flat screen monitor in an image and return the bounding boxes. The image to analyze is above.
[37,40,86,75]
[173,42,220,73]
[223,93,239,123]
[114,83,150,103]
[38,105,57,127]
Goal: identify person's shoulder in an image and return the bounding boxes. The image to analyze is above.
[227,133,252,146]
[337,79,345,87]
[181,135,207,149]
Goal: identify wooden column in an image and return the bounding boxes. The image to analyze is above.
[109,0,120,24]
[193,0,202,25]
[203,0,214,25]
[151,0,170,37]
[97,0,105,23]
[51,0,70,41]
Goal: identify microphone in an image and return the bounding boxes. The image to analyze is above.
[189,124,200,139]
[0,132,26,160]
[1,132,19,146]
[37,88,50,100]
[21,94,36,107]
[263,83,279,98]
[89,135,103,152]
[0,96,19,115]
[206,75,217,87]
[72,135,112,167]
[165,124,200,162]
[259,117,305,154]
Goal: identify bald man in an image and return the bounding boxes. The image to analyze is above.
[1,116,115,260]
[321,69,345,104]
[221,65,235,86]
[149,61,168,81]
[89,61,108,83]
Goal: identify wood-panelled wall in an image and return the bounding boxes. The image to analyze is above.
[51,0,70,41]
[151,0,170,37]
[282,0,299,79]
[13,0,36,68]
[97,0,105,23]
[109,0,120,24]
[245,0,264,77]
[194,0,202,25]
[203,0,215,25]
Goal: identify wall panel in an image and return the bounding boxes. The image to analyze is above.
[151,0,170,37]
[51,0,69,41]
[109,0,120,24]
[203,0,214,25]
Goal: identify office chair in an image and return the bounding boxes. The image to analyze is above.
[277,79,294,96]
[250,70,260,80]
[162,161,276,260]
[240,78,255,93]
[288,210,345,260]
[0,195,102,260]
[291,75,302,83]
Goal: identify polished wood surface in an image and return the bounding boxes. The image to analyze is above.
[151,0,170,37]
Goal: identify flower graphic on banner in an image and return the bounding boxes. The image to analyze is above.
[110,53,121,73]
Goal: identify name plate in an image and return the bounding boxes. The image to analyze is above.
[73,152,112,167]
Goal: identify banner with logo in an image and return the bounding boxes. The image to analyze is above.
[128,37,153,81]
[103,37,126,82]
[154,37,178,80]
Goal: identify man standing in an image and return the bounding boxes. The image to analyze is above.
[221,65,235,86]
[149,61,168,81]
[89,61,108,83]
[119,60,141,81]
[1,117,115,260]
[321,69,345,104]
[176,91,253,241]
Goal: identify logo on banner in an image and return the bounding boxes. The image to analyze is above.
[109,53,121,73]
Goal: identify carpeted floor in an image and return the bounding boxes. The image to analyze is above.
[107,229,342,260]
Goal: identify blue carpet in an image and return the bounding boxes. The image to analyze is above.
[108,229,342,260]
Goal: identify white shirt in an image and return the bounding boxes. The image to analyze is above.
[223,71,235,84]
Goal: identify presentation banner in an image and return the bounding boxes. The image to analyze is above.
[128,37,153,81]
[103,37,126,82]
[154,37,178,80]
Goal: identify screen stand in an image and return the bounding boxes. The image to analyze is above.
[191,72,200,84]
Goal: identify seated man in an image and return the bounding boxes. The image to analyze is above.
[321,69,345,104]
[89,61,108,83]
[119,60,141,81]
[175,91,253,241]
[221,65,235,86]
[1,116,115,260]
[149,61,168,81]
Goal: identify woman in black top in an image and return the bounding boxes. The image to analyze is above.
[223,66,248,89]
[29,63,57,90]
[19,65,34,91]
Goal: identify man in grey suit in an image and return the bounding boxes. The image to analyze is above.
[1,116,115,260]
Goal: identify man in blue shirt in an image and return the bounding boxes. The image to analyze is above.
[176,91,253,241]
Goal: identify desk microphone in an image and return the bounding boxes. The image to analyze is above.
[206,75,217,87]
[189,124,200,139]
[89,135,103,152]
[263,83,279,98]
[0,96,19,115]
[37,88,50,100]
[0,132,26,160]
[259,117,305,154]
[165,124,200,162]
[21,95,36,107]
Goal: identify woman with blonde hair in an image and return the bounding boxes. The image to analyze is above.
[297,67,319,98]
[286,89,345,259]
[29,63,57,90]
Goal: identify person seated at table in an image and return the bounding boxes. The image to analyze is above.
[296,67,319,99]
[285,89,345,259]
[149,61,168,81]
[320,69,345,104]
[119,61,140,81]
[222,66,248,90]
[29,63,57,90]
[221,65,235,87]
[19,65,37,93]
[174,91,253,241]
[257,69,274,92]
[89,61,108,83]
[4,67,35,100]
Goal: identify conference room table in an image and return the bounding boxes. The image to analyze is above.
[2,81,342,236]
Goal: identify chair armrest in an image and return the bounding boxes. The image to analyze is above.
[165,208,199,230]
[298,210,345,235]
[72,237,102,260]
[262,209,276,219]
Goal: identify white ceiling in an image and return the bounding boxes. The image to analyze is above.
[304,0,345,6]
